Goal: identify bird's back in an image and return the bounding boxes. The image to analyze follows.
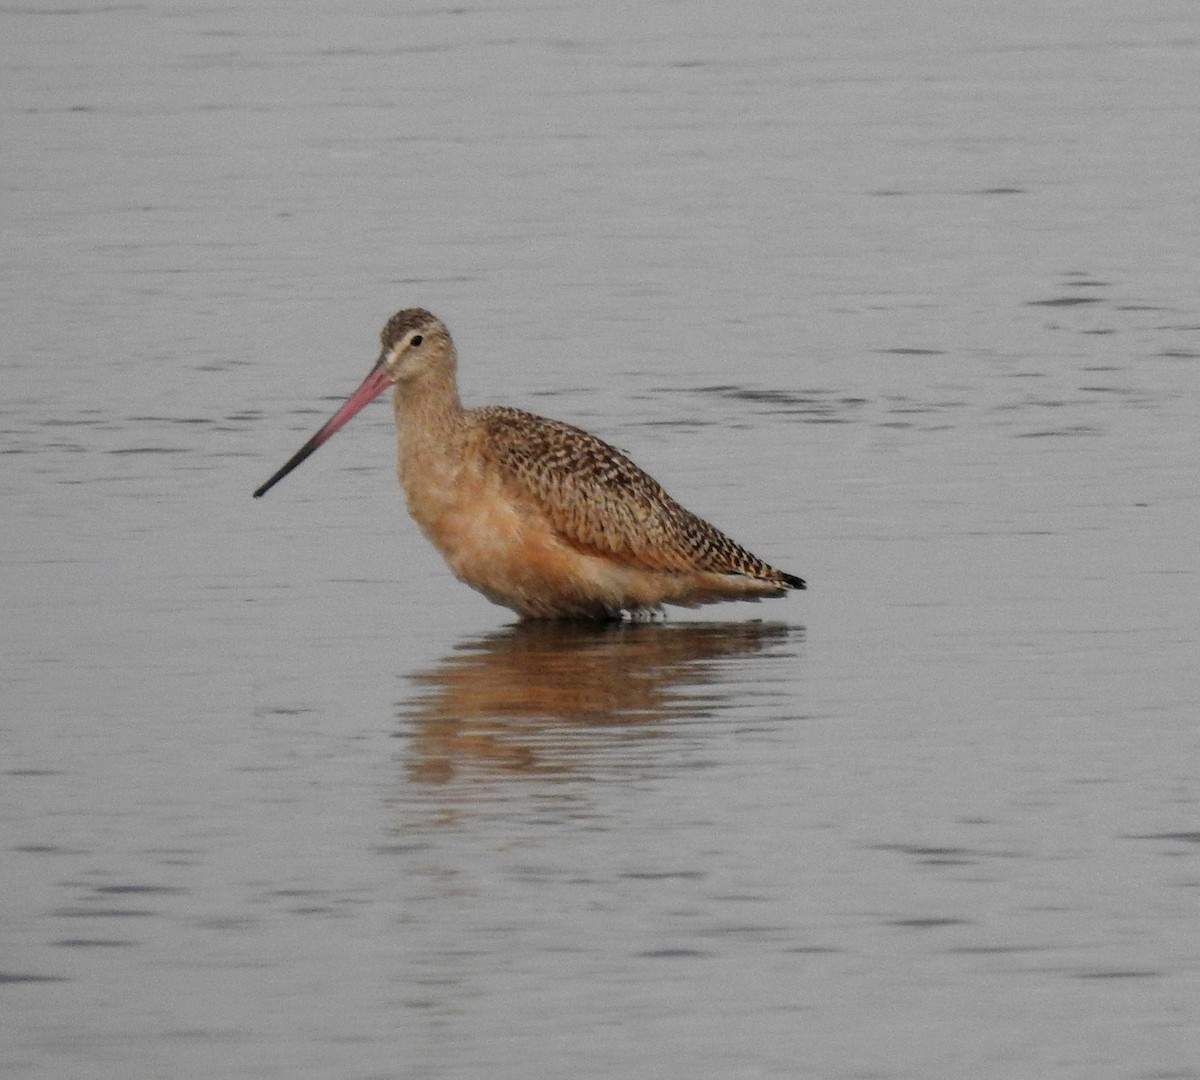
[472,406,802,588]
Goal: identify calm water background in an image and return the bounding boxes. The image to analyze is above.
[4,2,1200,1077]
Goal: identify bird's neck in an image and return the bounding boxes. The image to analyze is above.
[392,360,466,461]
[393,360,472,528]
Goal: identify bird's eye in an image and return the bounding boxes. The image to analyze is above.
[410,334,423,348]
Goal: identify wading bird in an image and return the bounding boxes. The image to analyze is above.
[254,309,804,620]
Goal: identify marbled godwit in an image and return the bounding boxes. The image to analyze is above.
[254,309,805,620]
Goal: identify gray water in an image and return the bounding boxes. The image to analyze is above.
[4,3,1200,1078]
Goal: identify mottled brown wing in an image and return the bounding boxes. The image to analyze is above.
[476,406,786,580]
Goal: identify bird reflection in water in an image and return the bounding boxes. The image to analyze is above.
[398,620,801,787]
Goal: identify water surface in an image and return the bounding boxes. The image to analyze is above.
[4,3,1200,1078]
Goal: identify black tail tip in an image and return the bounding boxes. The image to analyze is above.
[781,572,806,590]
